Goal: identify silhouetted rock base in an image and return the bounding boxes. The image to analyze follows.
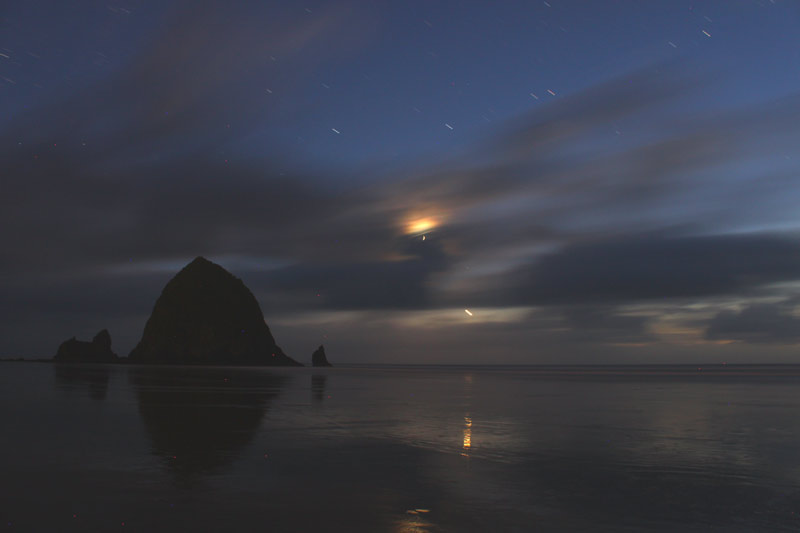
[54,329,118,363]
[312,345,333,367]
[129,256,302,366]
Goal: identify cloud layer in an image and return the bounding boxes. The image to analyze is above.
[4,3,800,359]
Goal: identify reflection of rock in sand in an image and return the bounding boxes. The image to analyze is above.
[53,364,111,401]
[130,367,287,483]
[311,374,327,403]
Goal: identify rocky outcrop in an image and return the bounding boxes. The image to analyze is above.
[128,256,302,366]
[311,345,332,367]
[54,329,118,363]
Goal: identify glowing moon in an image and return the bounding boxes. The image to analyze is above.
[405,217,438,235]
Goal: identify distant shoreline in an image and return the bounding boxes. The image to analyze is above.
[5,358,800,368]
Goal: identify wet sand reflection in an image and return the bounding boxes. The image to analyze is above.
[129,367,288,483]
[53,364,111,401]
[462,416,472,457]
[311,374,327,403]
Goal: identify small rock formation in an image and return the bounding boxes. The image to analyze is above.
[128,256,302,366]
[311,345,332,367]
[54,329,118,363]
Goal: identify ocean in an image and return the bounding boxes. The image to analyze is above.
[2,362,800,531]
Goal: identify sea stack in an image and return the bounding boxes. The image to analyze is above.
[311,345,332,367]
[54,329,118,363]
[128,256,302,366]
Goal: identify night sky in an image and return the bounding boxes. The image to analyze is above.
[3,1,800,363]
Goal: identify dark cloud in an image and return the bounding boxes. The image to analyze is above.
[485,64,699,161]
[0,270,167,317]
[506,234,800,305]
[1,1,372,157]
[560,306,655,345]
[1,0,383,278]
[4,9,800,362]
[251,235,451,311]
[705,304,800,345]
[388,66,706,216]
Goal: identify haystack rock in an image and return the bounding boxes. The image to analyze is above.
[128,256,302,366]
[311,345,332,367]
[54,329,118,363]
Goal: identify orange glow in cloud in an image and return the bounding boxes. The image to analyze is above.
[405,216,438,235]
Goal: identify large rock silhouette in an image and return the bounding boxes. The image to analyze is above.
[128,257,301,366]
[54,329,118,363]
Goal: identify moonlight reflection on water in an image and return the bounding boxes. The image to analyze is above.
[3,363,800,531]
